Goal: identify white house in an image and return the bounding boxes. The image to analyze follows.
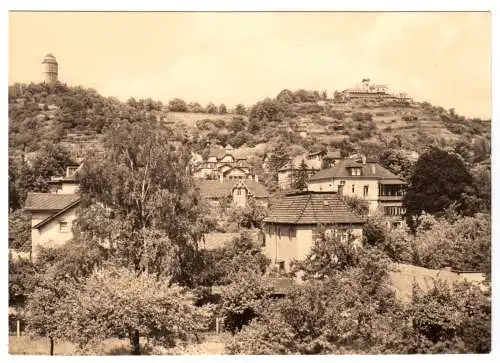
[307,158,406,227]
[24,164,83,257]
[263,191,364,274]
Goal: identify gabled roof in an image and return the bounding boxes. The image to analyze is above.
[24,193,80,211]
[197,180,269,199]
[32,199,80,229]
[264,191,364,225]
[309,159,406,182]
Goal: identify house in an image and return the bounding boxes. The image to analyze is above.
[48,164,82,194]
[307,158,407,227]
[24,163,83,257]
[194,144,258,181]
[197,179,269,208]
[24,193,80,256]
[262,191,364,274]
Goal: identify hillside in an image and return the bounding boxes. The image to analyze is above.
[8,83,490,167]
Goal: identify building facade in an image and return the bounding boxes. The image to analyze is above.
[42,53,58,83]
[263,191,364,274]
[197,179,269,208]
[307,159,407,227]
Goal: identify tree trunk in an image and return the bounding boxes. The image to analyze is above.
[129,329,140,355]
[49,337,54,356]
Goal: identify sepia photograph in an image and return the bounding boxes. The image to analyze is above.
[6,7,492,358]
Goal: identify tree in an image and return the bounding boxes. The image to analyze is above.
[290,159,308,191]
[218,104,227,114]
[403,147,473,221]
[77,120,212,286]
[56,267,214,355]
[276,89,295,104]
[378,149,415,180]
[249,98,285,122]
[168,98,188,112]
[234,103,246,115]
[206,102,218,114]
[227,116,247,133]
[220,270,273,333]
[8,209,31,250]
[267,143,290,173]
[411,213,491,275]
[187,102,205,113]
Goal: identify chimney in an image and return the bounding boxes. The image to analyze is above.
[361,155,366,164]
[371,164,376,175]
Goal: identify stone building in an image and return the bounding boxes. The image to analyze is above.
[42,53,58,83]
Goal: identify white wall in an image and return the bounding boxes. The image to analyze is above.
[31,206,78,257]
[308,178,380,213]
[263,223,363,273]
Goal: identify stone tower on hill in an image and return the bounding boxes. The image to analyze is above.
[42,53,58,83]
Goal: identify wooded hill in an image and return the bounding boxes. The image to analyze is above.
[9,82,490,170]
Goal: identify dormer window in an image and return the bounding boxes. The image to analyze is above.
[350,168,361,176]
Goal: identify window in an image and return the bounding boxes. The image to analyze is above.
[276,261,285,273]
[237,188,242,196]
[288,227,294,240]
[363,185,369,197]
[352,184,355,193]
[338,185,344,195]
[59,221,69,233]
[384,206,406,216]
[351,168,361,176]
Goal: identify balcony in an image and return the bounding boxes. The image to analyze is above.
[378,195,404,201]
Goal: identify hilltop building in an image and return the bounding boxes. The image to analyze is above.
[42,53,58,83]
[308,158,407,227]
[340,78,412,103]
[263,191,364,274]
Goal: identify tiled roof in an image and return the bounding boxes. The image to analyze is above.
[264,191,364,225]
[309,159,405,181]
[24,193,80,211]
[197,180,269,199]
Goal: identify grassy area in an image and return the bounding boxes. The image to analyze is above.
[9,332,230,355]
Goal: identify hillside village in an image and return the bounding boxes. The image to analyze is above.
[7,56,491,355]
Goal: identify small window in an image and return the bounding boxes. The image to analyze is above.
[352,184,355,193]
[59,221,69,233]
[237,188,241,195]
[277,261,285,273]
[363,185,369,197]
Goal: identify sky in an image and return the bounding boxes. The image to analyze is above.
[9,11,491,118]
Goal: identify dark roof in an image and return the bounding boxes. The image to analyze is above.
[24,193,80,211]
[309,159,405,181]
[33,199,80,229]
[264,191,364,225]
[197,180,269,199]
